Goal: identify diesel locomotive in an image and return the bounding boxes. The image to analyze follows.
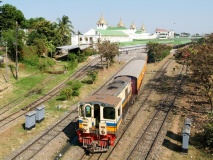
[76,53,148,152]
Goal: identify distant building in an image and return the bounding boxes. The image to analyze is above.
[155,28,174,39]
[71,14,165,46]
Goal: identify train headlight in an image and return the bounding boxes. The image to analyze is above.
[101,130,105,135]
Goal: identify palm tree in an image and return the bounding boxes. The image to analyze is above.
[56,15,74,46]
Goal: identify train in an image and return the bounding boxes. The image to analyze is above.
[76,53,148,153]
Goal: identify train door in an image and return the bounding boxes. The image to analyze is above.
[93,104,100,128]
[84,104,93,127]
[130,77,137,94]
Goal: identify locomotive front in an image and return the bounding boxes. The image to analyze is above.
[77,95,122,153]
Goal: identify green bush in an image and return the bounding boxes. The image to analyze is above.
[87,70,98,84]
[202,123,213,147]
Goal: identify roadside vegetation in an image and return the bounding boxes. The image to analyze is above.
[146,42,172,63]
[175,34,213,154]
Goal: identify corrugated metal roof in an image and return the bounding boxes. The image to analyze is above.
[81,95,122,107]
[56,45,90,50]
[115,59,146,79]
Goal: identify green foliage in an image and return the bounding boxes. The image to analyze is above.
[55,15,74,46]
[97,40,119,67]
[67,53,78,70]
[60,88,72,100]
[0,4,26,31]
[87,70,98,84]
[193,121,213,151]
[21,45,39,67]
[83,47,97,56]
[1,29,25,61]
[60,80,82,100]
[33,38,47,56]
[22,17,45,29]
[67,80,82,91]
[146,42,171,63]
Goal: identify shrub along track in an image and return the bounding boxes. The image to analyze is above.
[0,58,99,131]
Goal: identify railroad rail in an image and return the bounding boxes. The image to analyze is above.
[126,64,187,160]
[7,108,78,160]
[74,57,172,160]
[0,58,99,130]
[0,75,57,116]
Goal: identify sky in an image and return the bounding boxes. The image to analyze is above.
[1,0,213,35]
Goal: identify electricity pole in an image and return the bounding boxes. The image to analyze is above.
[15,21,18,80]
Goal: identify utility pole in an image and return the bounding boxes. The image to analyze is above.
[15,21,18,80]
[5,42,9,82]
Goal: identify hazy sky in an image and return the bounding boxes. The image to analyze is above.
[1,0,213,35]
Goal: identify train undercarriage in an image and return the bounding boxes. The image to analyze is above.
[77,129,116,153]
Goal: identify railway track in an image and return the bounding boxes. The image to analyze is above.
[61,57,173,160]
[125,64,187,160]
[0,75,57,116]
[0,58,99,130]
[7,108,78,160]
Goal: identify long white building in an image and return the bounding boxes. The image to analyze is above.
[71,14,174,46]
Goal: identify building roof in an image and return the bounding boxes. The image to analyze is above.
[156,28,169,32]
[81,95,122,108]
[56,45,90,50]
[97,30,128,37]
[106,26,127,30]
[114,58,146,79]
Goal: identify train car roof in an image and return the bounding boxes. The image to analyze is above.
[81,95,122,107]
[95,78,130,97]
[132,53,148,61]
[114,59,146,79]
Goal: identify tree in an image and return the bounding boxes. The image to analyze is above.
[183,34,213,113]
[0,4,25,31]
[1,28,25,61]
[97,40,119,68]
[55,15,74,46]
[146,42,171,63]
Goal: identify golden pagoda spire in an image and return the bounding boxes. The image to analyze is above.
[117,18,125,27]
[141,24,146,32]
[97,13,107,25]
[130,21,136,30]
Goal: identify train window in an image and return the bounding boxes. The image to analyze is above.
[103,107,115,119]
[85,105,91,117]
[118,107,121,117]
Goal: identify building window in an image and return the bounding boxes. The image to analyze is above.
[80,37,82,41]
[85,37,88,41]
